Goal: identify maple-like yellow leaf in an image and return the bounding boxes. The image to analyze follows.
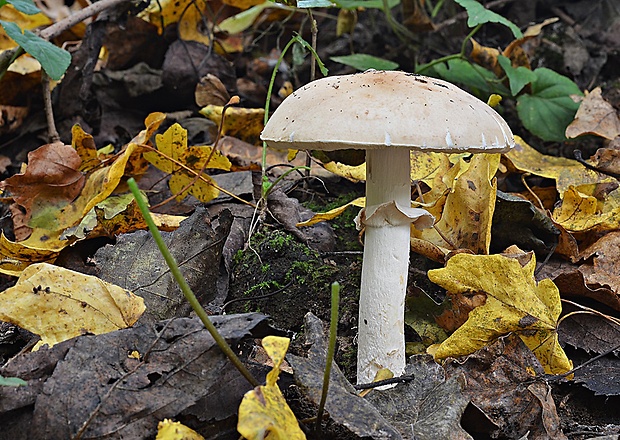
[0,263,145,349]
[144,123,232,203]
[428,250,573,375]
[237,336,305,440]
[156,419,205,440]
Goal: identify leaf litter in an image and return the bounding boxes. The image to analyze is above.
[1,0,620,438]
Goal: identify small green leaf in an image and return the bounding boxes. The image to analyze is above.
[0,20,71,80]
[6,0,40,14]
[497,55,536,96]
[429,58,510,97]
[0,374,27,387]
[454,0,522,39]
[516,68,582,142]
[293,34,328,76]
[331,54,399,71]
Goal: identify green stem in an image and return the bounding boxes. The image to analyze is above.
[127,178,260,388]
[315,282,340,433]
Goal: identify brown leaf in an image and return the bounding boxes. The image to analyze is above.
[0,142,85,234]
[444,334,567,440]
[565,87,620,140]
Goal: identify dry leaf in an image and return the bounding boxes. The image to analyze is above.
[565,87,620,140]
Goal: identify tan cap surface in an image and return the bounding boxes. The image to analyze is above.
[261,70,514,153]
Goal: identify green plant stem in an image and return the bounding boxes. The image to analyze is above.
[315,281,340,433]
[127,178,260,388]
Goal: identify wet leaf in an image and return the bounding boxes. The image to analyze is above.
[237,335,305,440]
[428,249,573,375]
[0,263,145,349]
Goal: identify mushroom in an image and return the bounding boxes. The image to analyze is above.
[261,70,514,385]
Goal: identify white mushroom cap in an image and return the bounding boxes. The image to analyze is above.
[261,70,514,153]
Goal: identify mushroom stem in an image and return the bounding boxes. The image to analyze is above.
[357,147,411,385]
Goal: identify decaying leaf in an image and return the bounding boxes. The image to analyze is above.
[0,263,145,349]
[565,87,620,140]
[0,142,85,235]
[237,335,305,440]
[428,249,573,375]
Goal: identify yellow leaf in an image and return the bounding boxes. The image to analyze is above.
[199,105,265,145]
[428,251,573,375]
[504,136,616,198]
[237,336,305,440]
[156,419,205,440]
[0,263,145,349]
[297,197,365,227]
[412,153,499,255]
[145,124,232,203]
[552,185,620,233]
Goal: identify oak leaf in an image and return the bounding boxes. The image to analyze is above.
[428,249,573,375]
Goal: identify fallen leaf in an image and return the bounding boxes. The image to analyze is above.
[144,123,232,203]
[444,334,567,439]
[0,142,85,234]
[156,419,205,440]
[237,335,305,440]
[504,136,616,198]
[412,153,500,256]
[552,185,620,233]
[199,105,265,145]
[428,249,573,375]
[565,87,620,140]
[0,314,270,439]
[297,196,365,227]
[287,313,403,439]
[0,263,145,349]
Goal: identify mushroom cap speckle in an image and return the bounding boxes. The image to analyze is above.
[261,70,514,153]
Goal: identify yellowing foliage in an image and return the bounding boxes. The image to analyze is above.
[0,263,145,349]
[156,419,205,440]
[428,250,573,375]
[237,336,305,440]
[144,123,232,203]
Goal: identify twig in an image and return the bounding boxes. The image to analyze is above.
[41,71,60,143]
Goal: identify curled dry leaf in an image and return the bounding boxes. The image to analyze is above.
[565,87,620,140]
